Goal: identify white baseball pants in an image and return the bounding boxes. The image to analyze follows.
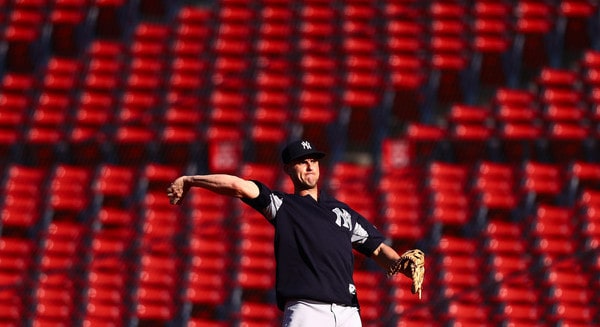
[282,299,362,327]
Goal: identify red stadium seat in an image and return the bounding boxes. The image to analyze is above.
[436,236,479,264]
[92,164,137,209]
[547,302,594,325]
[541,88,584,108]
[542,104,587,125]
[557,0,597,56]
[443,300,491,325]
[83,63,122,91]
[81,302,125,326]
[0,90,31,125]
[473,161,515,192]
[546,122,591,164]
[110,126,155,164]
[139,209,180,252]
[85,40,125,62]
[529,206,575,247]
[295,104,337,153]
[383,206,423,242]
[582,49,600,69]
[186,286,228,308]
[26,120,63,153]
[4,1,600,326]
[579,189,600,209]
[537,67,580,90]
[494,88,537,108]
[520,162,565,210]
[429,51,469,107]
[46,165,93,218]
[4,24,41,73]
[448,104,491,126]
[188,318,229,327]
[430,1,467,20]
[405,123,446,165]
[579,203,600,245]
[1,165,47,233]
[497,123,543,162]
[31,94,71,134]
[235,269,274,292]
[206,125,243,174]
[536,67,580,95]
[134,254,180,322]
[495,302,543,325]
[49,9,86,57]
[136,301,175,322]
[495,102,541,124]
[117,91,159,126]
[429,195,470,224]
[33,221,86,325]
[387,53,427,122]
[32,302,75,326]
[471,8,511,87]
[427,161,468,191]
[42,57,82,91]
[532,236,577,261]
[0,236,33,324]
[237,301,281,327]
[141,164,181,192]
[449,123,493,163]
[176,5,212,25]
[514,1,555,69]
[240,163,280,190]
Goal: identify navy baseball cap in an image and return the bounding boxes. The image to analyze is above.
[281,140,326,164]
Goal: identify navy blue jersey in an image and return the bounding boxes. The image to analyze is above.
[242,181,386,310]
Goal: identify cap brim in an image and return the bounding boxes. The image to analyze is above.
[286,151,326,164]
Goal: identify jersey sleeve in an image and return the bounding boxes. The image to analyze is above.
[351,212,386,257]
[241,180,283,221]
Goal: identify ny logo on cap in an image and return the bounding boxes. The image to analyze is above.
[301,141,312,150]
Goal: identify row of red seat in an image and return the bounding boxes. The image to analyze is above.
[2,1,598,153]
[314,148,600,325]
[1,1,600,326]
[0,162,274,325]
[3,166,597,326]
[424,199,600,326]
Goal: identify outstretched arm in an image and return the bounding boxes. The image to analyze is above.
[167,174,260,205]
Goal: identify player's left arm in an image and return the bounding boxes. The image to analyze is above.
[350,213,424,298]
[371,243,401,270]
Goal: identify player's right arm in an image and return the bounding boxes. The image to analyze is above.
[167,174,260,205]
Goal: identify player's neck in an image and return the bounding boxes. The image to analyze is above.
[295,187,318,201]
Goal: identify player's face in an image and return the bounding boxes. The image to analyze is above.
[287,157,320,190]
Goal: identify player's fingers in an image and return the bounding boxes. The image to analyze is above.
[170,183,182,196]
[167,185,181,205]
[167,185,175,196]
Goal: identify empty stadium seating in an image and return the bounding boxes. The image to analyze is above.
[0,0,599,326]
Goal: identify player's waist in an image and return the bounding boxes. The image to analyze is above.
[284,299,357,309]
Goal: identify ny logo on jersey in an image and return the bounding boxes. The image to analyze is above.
[301,141,312,150]
[332,208,352,230]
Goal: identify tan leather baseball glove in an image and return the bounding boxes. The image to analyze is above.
[387,249,425,299]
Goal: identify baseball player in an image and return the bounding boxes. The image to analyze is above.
[167,140,424,327]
